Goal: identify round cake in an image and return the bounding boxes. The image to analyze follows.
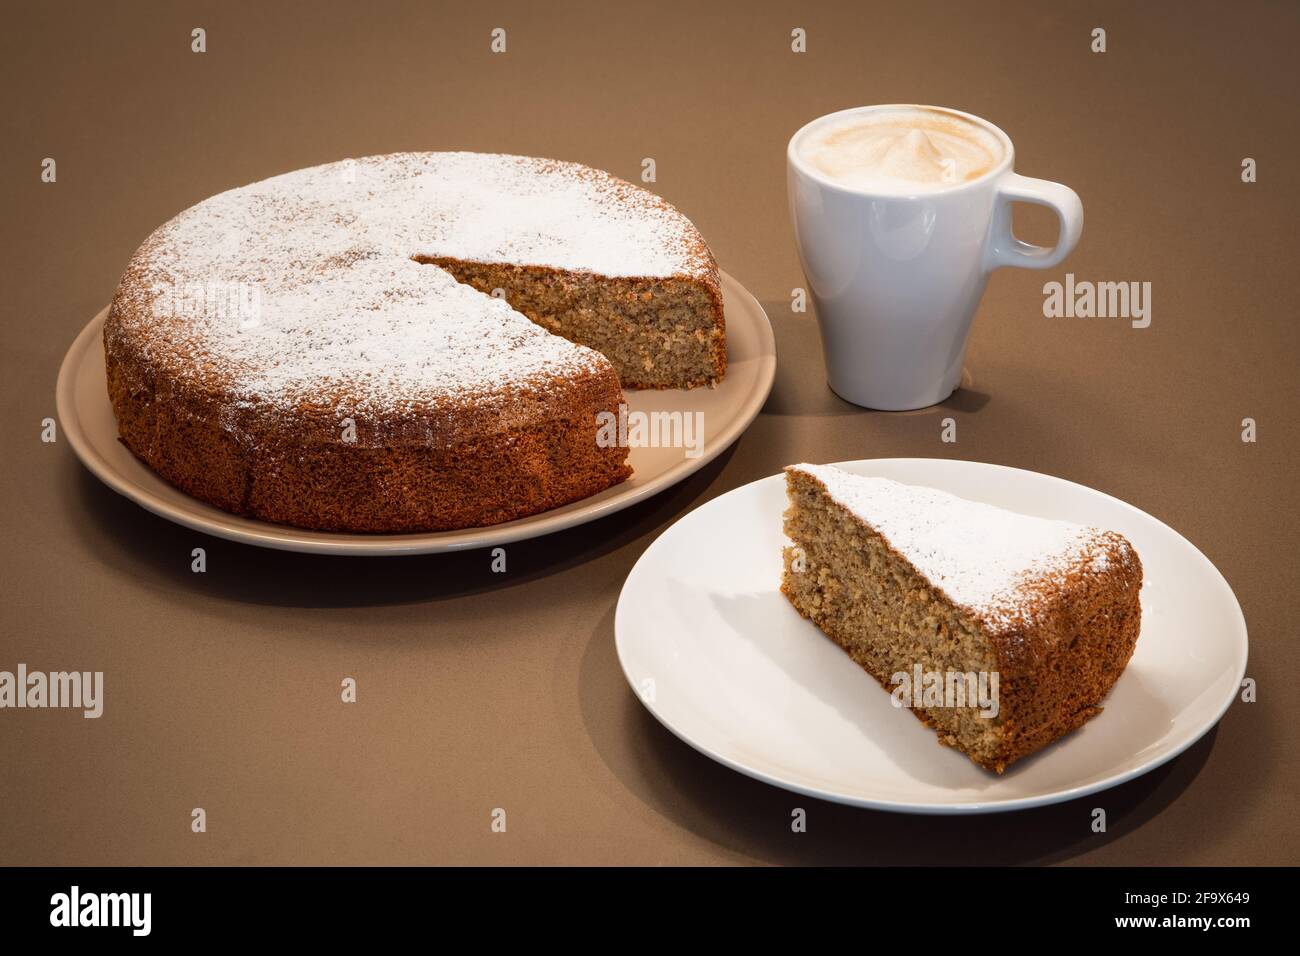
[104,152,726,533]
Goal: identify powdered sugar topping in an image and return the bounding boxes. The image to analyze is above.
[109,152,712,425]
[790,464,1114,627]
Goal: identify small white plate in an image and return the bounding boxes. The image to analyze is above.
[56,270,775,555]
[615,459,1248,814]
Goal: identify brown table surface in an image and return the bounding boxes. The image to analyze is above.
[2,0,1296,866]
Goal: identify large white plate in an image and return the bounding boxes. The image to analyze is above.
[56,270,775,554]
[615,458,1248,814]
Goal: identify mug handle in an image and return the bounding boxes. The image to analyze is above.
[984,173,1083,271]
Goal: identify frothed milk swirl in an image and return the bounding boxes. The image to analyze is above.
[799,107,1004,192]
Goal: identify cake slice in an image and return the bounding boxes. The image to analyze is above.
[781,463,1143,773]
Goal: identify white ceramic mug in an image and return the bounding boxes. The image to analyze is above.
[787,105,1083,410]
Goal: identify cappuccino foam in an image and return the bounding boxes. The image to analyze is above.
[799,108,1004,192]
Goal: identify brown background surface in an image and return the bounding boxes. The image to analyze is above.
[1,0,1297,865]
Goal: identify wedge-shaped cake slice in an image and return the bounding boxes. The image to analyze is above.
[781,463,1143,773]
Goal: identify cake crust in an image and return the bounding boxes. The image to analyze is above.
[780,464,1143,773]
[105,328,631,532]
